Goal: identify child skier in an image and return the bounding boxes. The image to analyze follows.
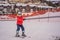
[16,11,26,37]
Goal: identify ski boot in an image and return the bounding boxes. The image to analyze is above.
[15,31,20,37]
[22,32,26,37]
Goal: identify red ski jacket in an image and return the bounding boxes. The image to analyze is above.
[17,16,24,25]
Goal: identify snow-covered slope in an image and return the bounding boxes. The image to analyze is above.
[0,12,60,40]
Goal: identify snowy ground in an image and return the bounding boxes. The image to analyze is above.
[0,12,60,40]
[0,20,60,40]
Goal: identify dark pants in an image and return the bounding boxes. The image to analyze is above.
[16,24,25,32]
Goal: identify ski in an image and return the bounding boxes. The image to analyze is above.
[15,35,31,38]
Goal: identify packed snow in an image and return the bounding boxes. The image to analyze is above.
[0,12,60,40]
